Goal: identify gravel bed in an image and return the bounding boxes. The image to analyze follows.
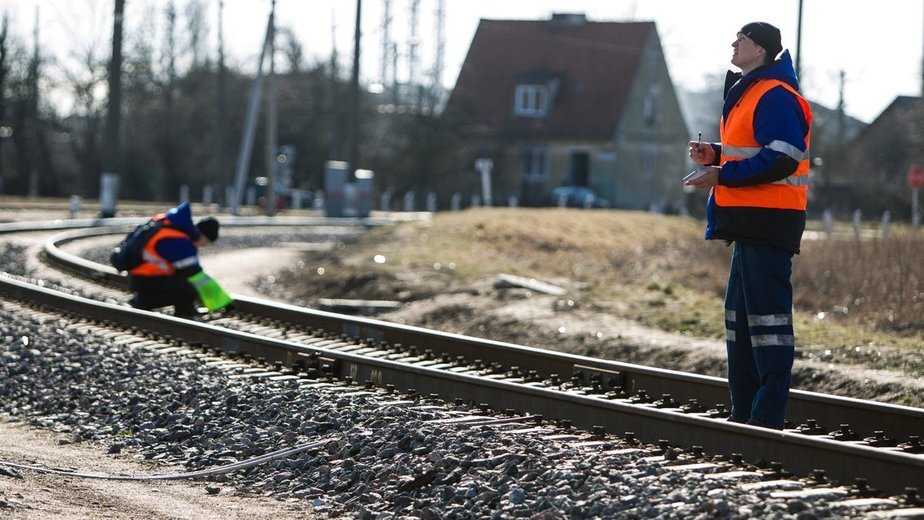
[0,300,902,519]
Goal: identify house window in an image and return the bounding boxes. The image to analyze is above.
[520,146,549,206]
[521,147,549,179]
[514,85,550,117]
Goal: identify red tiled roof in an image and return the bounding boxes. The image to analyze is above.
[447,18,654,140]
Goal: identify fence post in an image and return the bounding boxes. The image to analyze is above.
[403,191,415,212]
[852,209,862,241]
[822,209,833,238]
[68,195,82,219]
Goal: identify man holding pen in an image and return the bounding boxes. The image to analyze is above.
[685,22,812,429]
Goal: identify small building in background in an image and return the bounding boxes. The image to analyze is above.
[837,96,924,219]
[445,13,689,212]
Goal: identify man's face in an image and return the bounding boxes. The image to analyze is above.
[731,32,766,72]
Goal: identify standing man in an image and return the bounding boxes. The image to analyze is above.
[685,22,812,429]
[128,202,234,317]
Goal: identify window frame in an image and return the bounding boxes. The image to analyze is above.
[514,84,550,117]
[520,146,550,180]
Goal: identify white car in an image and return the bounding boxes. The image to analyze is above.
[549,186,609,208]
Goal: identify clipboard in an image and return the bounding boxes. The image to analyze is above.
[683,167,710,183]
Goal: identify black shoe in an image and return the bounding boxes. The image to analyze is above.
[173,307,202,319]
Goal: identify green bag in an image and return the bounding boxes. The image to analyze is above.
[187,271,234,311]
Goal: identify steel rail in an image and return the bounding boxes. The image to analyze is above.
[0,272,921,495]
[43,227,924,443]
[0,215,396,234]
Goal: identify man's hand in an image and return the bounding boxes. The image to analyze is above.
[684,166,720,188]
[688,141,716,165]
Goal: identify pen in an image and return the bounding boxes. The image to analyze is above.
[697,132,702,146]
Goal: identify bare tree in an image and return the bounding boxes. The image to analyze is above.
[120,2,163,200]
[184,0,208,70]
[277,26,304,74]
[2,7,52,198]
[25,8,42,197]
[52,0,111,196]
[155,1,179,201]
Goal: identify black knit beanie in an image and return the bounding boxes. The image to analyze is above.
[196,217,219,242]
[741,22,782,61]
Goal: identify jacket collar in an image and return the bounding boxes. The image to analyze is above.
[723,50,800,117]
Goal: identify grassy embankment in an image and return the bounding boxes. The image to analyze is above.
[306,208,924,364]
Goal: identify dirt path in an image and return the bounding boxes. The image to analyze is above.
[0,420,317,519]
[201,247,303,298]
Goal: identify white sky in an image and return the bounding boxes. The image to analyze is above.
[4,0,923,123]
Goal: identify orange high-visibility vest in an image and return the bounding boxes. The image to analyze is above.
[129,215,192,277]
[716,79,812,210]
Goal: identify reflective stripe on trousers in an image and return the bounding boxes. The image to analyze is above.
[724,242,795,429]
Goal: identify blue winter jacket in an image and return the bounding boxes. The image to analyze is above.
[704,50,811,254]
[152,202,204,277]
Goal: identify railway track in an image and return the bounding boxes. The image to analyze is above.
[0,218,922,516]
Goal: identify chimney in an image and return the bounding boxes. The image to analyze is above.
[549,13,587,27]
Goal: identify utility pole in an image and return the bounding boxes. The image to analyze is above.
[230,9,274,216]
[27,6,39,198]
[164,2,177,201]
[409,0,420,106]
[347,0,361,175]
[217,0,228,204]
[380,0,392,89]
[264,0,277,216]
[328,9,340,161]
[830,70,846,192]
[429,0,445,110]
[795,0,803,80]
[100,0,125,218]
[0,14,8,190]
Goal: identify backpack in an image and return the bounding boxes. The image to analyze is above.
[109,220,163,272]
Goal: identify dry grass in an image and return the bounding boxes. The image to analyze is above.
[344,208,924,355]
[377,208,726,285]
[798,235,924,328]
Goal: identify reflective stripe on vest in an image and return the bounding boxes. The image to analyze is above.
[129,227,194,277]
[717,79,812,210]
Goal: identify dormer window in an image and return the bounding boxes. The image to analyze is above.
[514,84,550,117]
[512,71,562,119]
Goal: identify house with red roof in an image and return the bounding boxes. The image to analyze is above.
[445,13,689,211]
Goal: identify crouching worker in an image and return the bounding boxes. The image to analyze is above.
[128,202,234,317]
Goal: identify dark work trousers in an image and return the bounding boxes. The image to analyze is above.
[128,274,199,317]
[724,242,795,429]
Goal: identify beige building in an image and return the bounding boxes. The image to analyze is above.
[446,13,690,212]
